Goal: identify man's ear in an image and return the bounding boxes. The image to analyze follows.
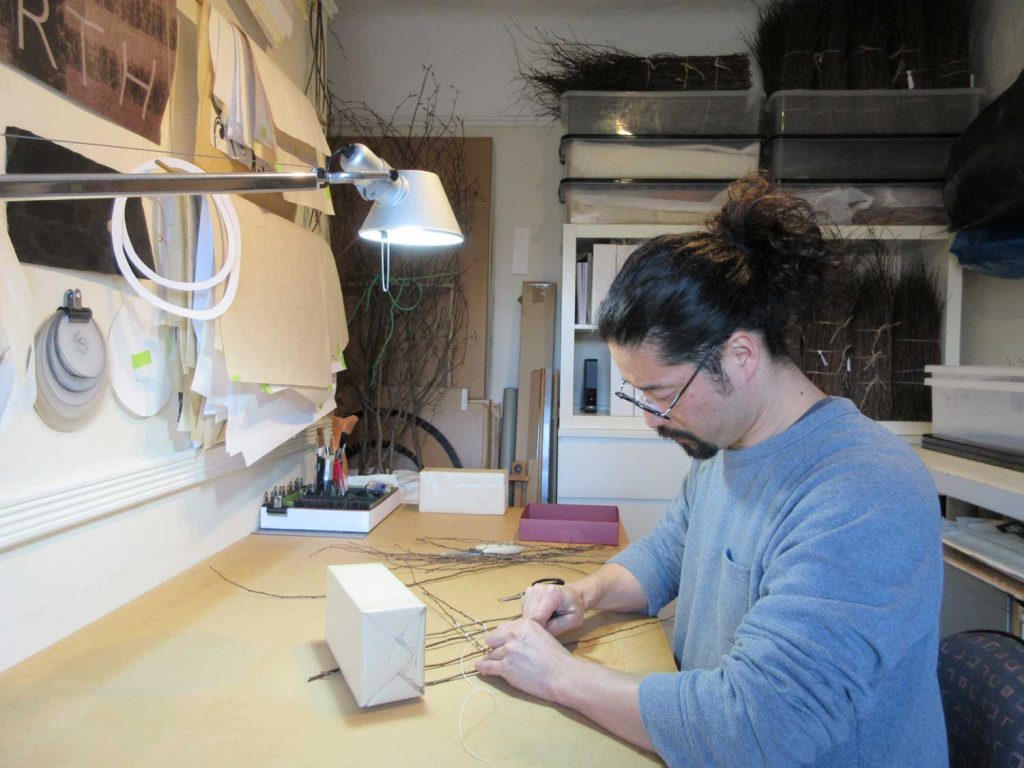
[725,331,759,385]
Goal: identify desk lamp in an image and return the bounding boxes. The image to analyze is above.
[0,143,464,292]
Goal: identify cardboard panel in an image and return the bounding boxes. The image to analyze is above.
[515,282,556,462]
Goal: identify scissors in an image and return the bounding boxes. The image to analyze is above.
[497,577,566,603]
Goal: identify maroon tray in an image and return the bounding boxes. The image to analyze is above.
[518,503,620,546]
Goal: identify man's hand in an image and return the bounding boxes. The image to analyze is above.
[521,582,585,636]
[475,618,583,704]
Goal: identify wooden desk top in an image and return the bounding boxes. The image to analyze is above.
[0,506,674,767]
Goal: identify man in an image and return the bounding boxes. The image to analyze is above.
[476,175,946,767]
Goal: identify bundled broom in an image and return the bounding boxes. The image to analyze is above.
[891,255,943,421]
[510,26,752,120]
[848,242,897,420]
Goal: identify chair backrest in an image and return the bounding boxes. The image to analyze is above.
[939,630,1024,767]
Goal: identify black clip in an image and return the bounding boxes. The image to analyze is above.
[59,289,92,323]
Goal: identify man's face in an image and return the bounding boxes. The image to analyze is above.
[609,340,729,460]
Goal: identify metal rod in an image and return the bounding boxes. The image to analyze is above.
[0,169,393,201]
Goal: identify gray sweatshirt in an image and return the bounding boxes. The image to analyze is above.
[611,398,947,767]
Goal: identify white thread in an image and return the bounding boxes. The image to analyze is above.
[111,158,242,320]
[458,638,501,768]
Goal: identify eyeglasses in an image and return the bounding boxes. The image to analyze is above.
[615,343,719,420]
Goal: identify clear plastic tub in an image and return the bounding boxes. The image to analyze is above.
[765,89,983,136]
[559,178,729,224]
[782,182,947,226]
[925,365,1024,453]
[560,135,761,179]
[561,90,763,135]
[764,136,956,181]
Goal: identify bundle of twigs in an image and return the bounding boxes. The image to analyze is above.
[929,0,974,87]
[797,271,857,399]
[891,256,942,421]
[889,0,931,89]
[511,25,751,119]
[849,243,897,420]
[751,0,974,94]
[328,68,474,473]
[848,0,894,89]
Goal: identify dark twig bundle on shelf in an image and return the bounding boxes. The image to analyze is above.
[510,25,751,119]
[849,243,896,420]
[798,273,857,399]
[751,0,974,94]
[891,255,942,421]
[929,0,974,87]
[889,0,932,89]
[816,0,849,90]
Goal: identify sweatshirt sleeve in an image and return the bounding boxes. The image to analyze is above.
[607,464,698,616]
[636,450,943,767]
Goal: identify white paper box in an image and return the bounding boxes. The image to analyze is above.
[325,563,426,708]
[418,468,507,515]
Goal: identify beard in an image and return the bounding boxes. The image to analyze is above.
[656,424,720,460]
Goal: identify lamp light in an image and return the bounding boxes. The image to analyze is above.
[336,145,464,291]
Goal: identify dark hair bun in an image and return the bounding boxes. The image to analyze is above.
[707,173,835,301]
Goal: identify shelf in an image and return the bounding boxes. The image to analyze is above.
[943,542,1024,601]
[574,324,598,332]
[916,447,1024,520]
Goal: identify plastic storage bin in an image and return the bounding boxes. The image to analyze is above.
[925,365,1024,453]
[782,182,947,225]
[561,90,763,135]
[560,135,761,179]
[559,178,729,225]
[765,89,984,135]
[763,136,956,181]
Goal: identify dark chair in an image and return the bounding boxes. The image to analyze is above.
[939,630,1024,767]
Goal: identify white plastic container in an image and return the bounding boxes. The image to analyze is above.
[925,365,1024,452]
[561,136,761,179]
[560,179,729,225]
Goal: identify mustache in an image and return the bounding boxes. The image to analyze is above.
[656,425,719,460]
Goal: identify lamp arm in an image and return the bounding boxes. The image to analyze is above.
[334,143,408,206]
[0,165,397,201]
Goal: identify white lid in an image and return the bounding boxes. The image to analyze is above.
[109,299,175,418]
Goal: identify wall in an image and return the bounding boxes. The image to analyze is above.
[328,0,761,405]
[0,0,320,672]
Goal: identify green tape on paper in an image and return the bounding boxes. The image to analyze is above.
[275,163,283,172]
[131,350,152,370]
[324,187,332,202]
[337,350,347,370]
[231,375,240,382]
[260,383,273,394]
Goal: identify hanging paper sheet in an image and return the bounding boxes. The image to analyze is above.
[0,0,177,143]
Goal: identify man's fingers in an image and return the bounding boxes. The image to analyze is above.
[484,645,508,662]
[485,618,524,648]
[522,586,562,623]
[544,613,579,636]
[474,659,501,676]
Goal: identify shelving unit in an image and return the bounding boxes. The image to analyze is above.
[556,222,964,540]
[559,223,962,435]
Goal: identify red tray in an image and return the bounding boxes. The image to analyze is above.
[518,503,620,546]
